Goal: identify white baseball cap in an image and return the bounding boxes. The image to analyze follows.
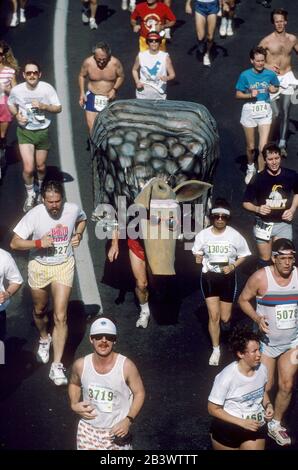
[90,317,117,336]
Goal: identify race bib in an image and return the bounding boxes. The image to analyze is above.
[275,304,298,330]
[254,220,273,241]
[88,385,114,413]
[94,95,109,112]
[251,101,269,118]
[207,241,229,264]
[242,406,265,426]
[52,241,69,259]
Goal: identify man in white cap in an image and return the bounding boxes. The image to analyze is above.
[68,316,145,450]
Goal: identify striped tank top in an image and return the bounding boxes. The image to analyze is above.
[257,266,298,346]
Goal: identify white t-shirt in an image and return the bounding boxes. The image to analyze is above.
[8,81,61,130]
[0,249,23,312]
[192,225,251,273]
[208,361,268,422]
[13,203,87,265]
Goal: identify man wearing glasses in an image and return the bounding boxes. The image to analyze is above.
[78,42,124,134]
[8,61,62,212]
[131,0,176,51]
[132,31,175,100]
[239,238,298,447]
[68,316,145,450]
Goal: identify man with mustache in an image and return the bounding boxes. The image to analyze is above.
[8,61,62,212]
[78,42,124,134]
[10,180,87,386]
[69,316,145,450]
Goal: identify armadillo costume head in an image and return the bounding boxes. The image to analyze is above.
[135,177,211,275]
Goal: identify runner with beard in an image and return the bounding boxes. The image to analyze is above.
[69,316,145,450]
[10,181,87,386]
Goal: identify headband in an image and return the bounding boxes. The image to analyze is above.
[272,250,296,256]
[211,208,230,216]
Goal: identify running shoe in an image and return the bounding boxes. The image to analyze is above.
[20,8,26,23]
[136,311,150,328]
[82,8,89,24]
[219,18,227,37]
[226,20,234,36]
[245,166,256,184]
[23,193,36,213]
[49,362,68,386]
[129,1,136,12]
[268,422,291,446]
[164,28,171,40]
[209,348,220,366]
[89,18,98,30]
[10,13,19,27]
[36,334,52,364]
[203,53,211,66]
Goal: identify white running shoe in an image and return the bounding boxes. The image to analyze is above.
[82,9,89,24]
[245,166,256,185]
[129,1,136,12]
[268,422,291,446]
[121,0,128,10]
[36,334,52,364]
[10,13,19,27]
[203,53,211,66]
[49,362,68,386]
[89,18,98,29]
[136,311,150,328]
[219,18,227,37]
[164,27,171,39]
[23,193,36,213]
[226,20,234,36]
[20,8,26,23]
[209,348,220,366]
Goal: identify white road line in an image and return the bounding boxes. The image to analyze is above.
[53,0,102,312]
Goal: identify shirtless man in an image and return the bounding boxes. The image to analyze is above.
[78,42,125,134]
[259,9,298,156]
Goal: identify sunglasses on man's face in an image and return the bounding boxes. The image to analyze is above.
[148,39,161,43]
[91,334,116,342]
[25,70,39,76]
[212,214,229,220]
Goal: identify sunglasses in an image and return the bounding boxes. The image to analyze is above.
[148,39,161,43]
[25,70,39,76]
[91,333,116,342]
[212,214,229,220]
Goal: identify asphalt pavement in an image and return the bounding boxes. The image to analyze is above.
[0,0,298,451]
